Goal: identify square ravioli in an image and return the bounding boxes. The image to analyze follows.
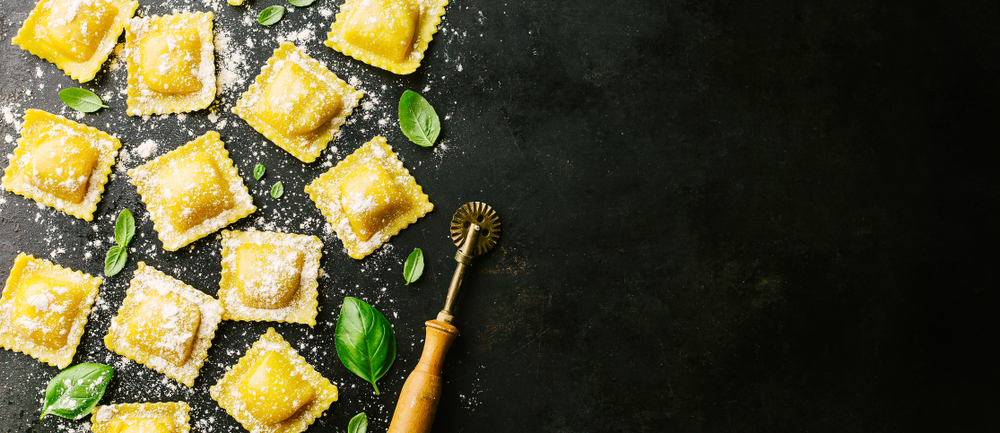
[305,136,433,259]
[210,328,338,433]
[219,230,322,326]
[125,12,215,116]
[0,253,101,369]
[91,402,191,433]
[325,0,449,74]
[104,262,222,386]
[12,0,138,82]
[2,109,122,221]
[128,131,255,251]
[234,42,362,163]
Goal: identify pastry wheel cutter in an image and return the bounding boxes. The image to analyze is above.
[387,202,501,433]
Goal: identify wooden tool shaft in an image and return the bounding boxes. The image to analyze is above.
[387,320,459,433]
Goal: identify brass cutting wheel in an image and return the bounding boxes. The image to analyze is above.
[450,202,501,256]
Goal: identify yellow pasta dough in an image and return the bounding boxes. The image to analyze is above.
[305,136,433,259]
[104,263,223,387]
[129,131,255,251]
[0,253,101,369]
[210,328,337,433]
[125,12,215,116]
[12,0,138,82]
[2,109,121,221]
[325,0,448,74]
[234,42,362,163]
[91,402,191,433]
[218,230,322,326]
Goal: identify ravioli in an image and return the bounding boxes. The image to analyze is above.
[305,136,433,259]
[128,131,255,251]
[12,0,138,82]
[210,328,338,433]
[2,109,121,221]
[234,42,362,163]
[0,253,101,369]
[325,0,449,74]
[104,263,222,387]
[125,12,215,115]
[91,402,191,433]
[218,230,322,326]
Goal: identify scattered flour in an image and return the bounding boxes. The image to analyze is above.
[136,139,158,158]
[215,29,250,96]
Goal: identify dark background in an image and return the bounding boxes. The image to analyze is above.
[1,0,998,432]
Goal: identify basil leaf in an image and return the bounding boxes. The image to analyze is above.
[40,363,114,420]
[59,88,108,113]
[271,181,284,198]
[403,248,424,285]
[253,163,266,180]
[398,90,440,147]
[104,245,127,277]
[348,412,368,433]
[335,297,396,395]
[114,208,134,248]
[258,5,285,26]
[288,0,316,6]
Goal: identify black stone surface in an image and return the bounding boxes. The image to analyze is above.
[0,0,998,432]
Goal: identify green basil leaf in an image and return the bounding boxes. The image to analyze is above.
[288,0,316,6]
[271,181,284,198]
[398,90,440,147]
[104,245,127,277]
[40,363,114,420]
[348,412,368,433]
[253,163,266,180]
[335,297,396,395]
[258,5,285,26]
[114,208,134,247]
[403,248,424,285]
[58,88,108,113]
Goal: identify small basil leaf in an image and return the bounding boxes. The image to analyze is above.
[253,163,266,180]
[40,363,114,420]
[288,0,316,6]
[114,208,135,248]
[59,88,108,113]
[335,297,396,395]
[104,246,127,277]
[271,181,284,198]
[398,90,441,147]
[258,5,285,26]
[348,412,368,433]
[403,248,424,285]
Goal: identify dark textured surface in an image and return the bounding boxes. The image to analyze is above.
[1,0,999,432]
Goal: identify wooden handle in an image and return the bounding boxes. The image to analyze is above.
[387,320,459,433]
